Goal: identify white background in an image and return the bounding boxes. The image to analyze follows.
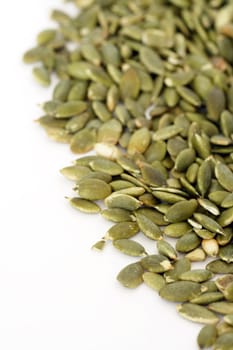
[0,1,200,349]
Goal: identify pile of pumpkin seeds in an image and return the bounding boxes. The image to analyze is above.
[24,0,233,348]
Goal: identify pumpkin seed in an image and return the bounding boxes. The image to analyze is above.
[69,197,101,213]
[113,239,146,257]
[197,324,217,348]
[105,221,139,241]
[142,272,165,292]
[141,254,172,273]
[177,303,219,325]
[117,262,144,289]
[78,178,111,200]
[160,281,202,302]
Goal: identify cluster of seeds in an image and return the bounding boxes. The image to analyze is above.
[24,0,233,348]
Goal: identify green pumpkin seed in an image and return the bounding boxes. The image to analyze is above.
[90,158,123,176]
[69,197,101,213]
[105,221,139,240]
[174,148,196,172]
[206,260,233,274]
[142,272,165,292]
[120,68,140,100]
[221,193,233,208]
[153,125,182,141]
[140,47,164,75]
[215,162,233,192]
[135,212,163,241]
[117,262,144,289]
[70,129,96,154]
[33,66,51,86]
[164,222,192,238]
[127,128,151,155]
[179,269,213,283]
[191,292,224,305]
[224,314,233,327]
[176,232,201,253]
[177,303,219,325]
[160,281,202,302]
[193,213,224,235]
[157,240,177,260]
[78,178,111,200]
[105,193,142,211]
[197,324,217,348]
[208,302,233,315]
[165,199,198,223]
[219,246,233,263]
[101,208,133,223]
[206,87,226,122]
[113,239,146,257]
[141,254,172,273]
[214,332,233,349]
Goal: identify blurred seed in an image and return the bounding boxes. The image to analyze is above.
[197,324,217,348]
[141,254,172,273]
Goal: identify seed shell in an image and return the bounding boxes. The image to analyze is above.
[117,262,144,289]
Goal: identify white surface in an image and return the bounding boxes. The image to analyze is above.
[0,1,200,349]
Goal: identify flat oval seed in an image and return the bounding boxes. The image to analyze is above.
[208,302,233,315]
[224,314,233,326]
[219,246,233,263]
[206,87,226,122]
[157,240,177,260]
[113,239,146,257]
[142,272,165,292]
[101,208,133,223]
[117,262,144,289]
[191,292,224,305]
[105,193,142,211]
[218,207,233,227]
[67,61,93,79]
[70,129,96,154]
[78,178,111,200]
[198,198,220,216]
[214,333,233,349]
[120,68,140,99]
[221,193,233,208]
[140,47,164,75]
[206,260,233,274]
[33,66,51,86]
[164,222,192,238]
[176,232,201,253]
[106,222,139,240]
[153,125,182,141]
[179,269,213,283]
[55,101,87,118]
[215,162,233,192]
[177,303,219,325]
[141,254,172,273]
[174,148,196,172]
[60,165,92,181]
[193,213,224,235]
[127,128,151,155]
[135,213,163,241]
[165,199,198,223]
[197,325,217,348]
[159,281,202,302]
[90,158,123,176]
[69,197,101,213]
